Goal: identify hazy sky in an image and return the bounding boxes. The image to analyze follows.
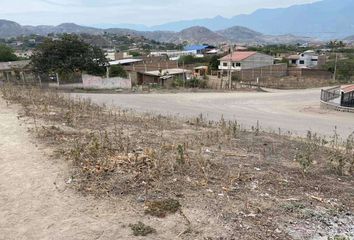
[1,0,319,26]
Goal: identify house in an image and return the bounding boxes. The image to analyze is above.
[14,50,33,59]
[194,66,208,77]
[104,49,117,61]
[137,68,191,86]
[218,51,274,72]
[115,51,133,60]
[288,50,325,69]
[0,60,32,82]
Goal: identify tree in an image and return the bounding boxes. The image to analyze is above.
[0,44,18,62]
[31,34,108,77]
[322,54,354,82]
[327,40,346,49]
[209,55,220,71]
[109,65,127,78]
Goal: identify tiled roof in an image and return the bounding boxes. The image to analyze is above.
[342,85,354,93]
[219,51,257,62]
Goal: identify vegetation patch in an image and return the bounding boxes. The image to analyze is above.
[129,222,156,236]
[144,199,181,218]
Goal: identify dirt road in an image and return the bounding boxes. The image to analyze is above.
[0,100,193,240]
[71,88,354,139]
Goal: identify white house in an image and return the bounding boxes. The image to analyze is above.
[288,50,319,68]
[219,51,274,71]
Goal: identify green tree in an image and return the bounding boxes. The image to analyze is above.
[0,44,18,62]
[327,40,346,49]
[209,55,220,71]
[323,54,354,82]
[178,55,196,65]
[109,65,127,78]
[30,34,108,76]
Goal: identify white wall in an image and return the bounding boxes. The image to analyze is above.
[82,74,132,89]
[297,53,318,68]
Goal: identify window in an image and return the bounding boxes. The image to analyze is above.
[311,59,318,62]
[223,62,228,67]
[299,60,305,64]
[291,60,297,64]
[232,62,241,67]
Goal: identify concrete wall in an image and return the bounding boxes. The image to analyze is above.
[288,68,332,79]
[123,60,181,72]
[220,53,274,71]
[82,74,131,89]
[321,101,354,113]
[242,53,275,69]
[232,63,288,82]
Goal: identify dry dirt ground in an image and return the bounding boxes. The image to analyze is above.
[1,87,353,240]
[0,99,211,240]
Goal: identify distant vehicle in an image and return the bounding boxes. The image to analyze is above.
[49,75,57,82]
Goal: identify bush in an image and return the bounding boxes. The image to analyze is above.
[129,222,156,236]
[0,44,18,62]
[186,78,207,88]
[171,78,185,88]
[109,65,127,78]
[172,78,208,89]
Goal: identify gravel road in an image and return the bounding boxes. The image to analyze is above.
[71,88,354,139]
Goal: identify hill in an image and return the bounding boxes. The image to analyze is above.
[0,19,316,45]
[166,26,226,44]
[150,0,354,39]
[217,26,263,43]
[0,20,26,38]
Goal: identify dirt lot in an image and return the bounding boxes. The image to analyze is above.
[71,88,354,139]
[1,86,353,240]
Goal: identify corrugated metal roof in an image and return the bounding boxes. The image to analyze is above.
[219,52,257,62]
[143,68,191,77]
[183,45,209,51]
[109,59,143,65]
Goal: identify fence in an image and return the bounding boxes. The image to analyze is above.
[320,86,354,112]
[320,86,341,102]
[342,90,354,107]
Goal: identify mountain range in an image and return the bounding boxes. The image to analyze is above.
[0,19,317,45]
[97,0,354,40]
[1,0,353,44]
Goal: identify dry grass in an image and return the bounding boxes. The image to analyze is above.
[1,84,353,240]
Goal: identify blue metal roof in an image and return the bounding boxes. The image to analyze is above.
[184,45,209,51]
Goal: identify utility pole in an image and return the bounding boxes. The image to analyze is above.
[56,72,60,86]
[333,53,338,82]
[228,44,233,90]
[182,60,186,87]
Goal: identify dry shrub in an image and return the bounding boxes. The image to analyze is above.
[144,198,181,218]
[129,222,156,236]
